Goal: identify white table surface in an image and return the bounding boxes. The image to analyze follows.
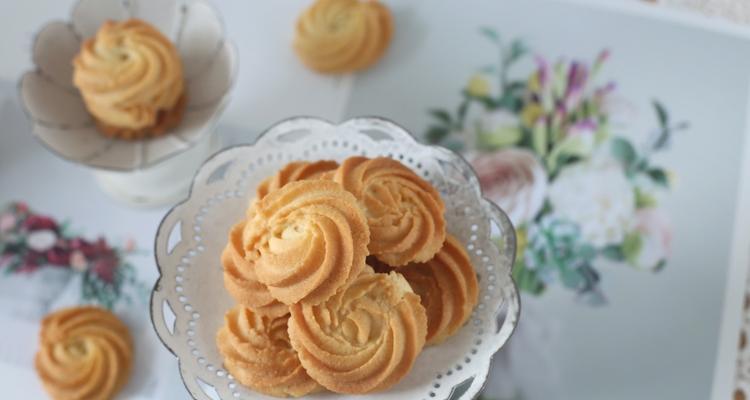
[2,1,749,399]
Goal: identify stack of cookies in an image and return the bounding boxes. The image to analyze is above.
[216,156,479,397]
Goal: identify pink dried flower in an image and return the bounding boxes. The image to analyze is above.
[23,215,58,232]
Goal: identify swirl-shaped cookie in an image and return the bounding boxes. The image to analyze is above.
[334,156,446,266]
[34,306,133,400]
[288,270,427,394]
[293,0,393,74]
[73,19,185,140]
[256,160,338,200]
[222,220,289,318]
[398,235,479,345]
[217,305,322,397]
[247,180,369,305]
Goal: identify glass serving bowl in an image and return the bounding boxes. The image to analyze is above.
[19,0,237,207]
[150,117,519,400]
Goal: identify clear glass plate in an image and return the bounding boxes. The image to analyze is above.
[150,117,519,400]
[19,0,237,172]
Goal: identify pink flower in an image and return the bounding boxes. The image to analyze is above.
[0,213,15,232]
[14,202,29,214]
[471,148,548,226]
[69,250,88,272]
[632,208,672,270]
[124,238,136,253]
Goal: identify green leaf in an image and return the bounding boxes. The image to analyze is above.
[428,109,452,125]
[647,168,669,188]
[653,100,669,128]
[461,88,490,104]
[457,100,469,127]
[611,137,637,169]
[601,245,625,262]
[504,81,526,95]
[507,39,528,64]
[546,135,593,173]
[59,221,73,237]
[479,27,500,44]
[635,187,657,208]
[442,139,465,152]
[424,126,450,144]
[531,122,548,157]
[477,127,522,150]
[512,260,545,295]
[595,121,610,144]
[560,268,585,290]
[478,64,497,74]
[3,260,22,275]
[621,232,643,265]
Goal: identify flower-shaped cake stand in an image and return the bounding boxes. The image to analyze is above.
[19,0,237,207]
[151,117,520,399]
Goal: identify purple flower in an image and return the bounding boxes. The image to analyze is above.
[595,49,610,68]
[568,119,597,138]
[565,62,588,110]
[594,82,617,100]
[535,56,550,90]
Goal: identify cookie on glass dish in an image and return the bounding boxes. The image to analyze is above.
[19,0,237,206]
[73,19,186,140]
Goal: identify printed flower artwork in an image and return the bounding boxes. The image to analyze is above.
[425,27,688,303]
[0,202,144,309]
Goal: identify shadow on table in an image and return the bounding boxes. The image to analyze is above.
[0,79,34,171]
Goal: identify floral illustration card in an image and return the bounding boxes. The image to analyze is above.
[0,201,173,399]
[345,1,750,399]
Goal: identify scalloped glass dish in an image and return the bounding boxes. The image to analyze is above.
[19,0,237,206]
[151,117,519,400]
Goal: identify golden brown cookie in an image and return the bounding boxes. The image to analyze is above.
[245,180,369,305]
[35,306,133,400]
[397,235,479,345]
[73,19,185,140]
[288,269,427,394]
[256,160,338,200]
[216,305,323,397]
[334,156,446,266]
[222,220,289,318]
[293,0,393,74]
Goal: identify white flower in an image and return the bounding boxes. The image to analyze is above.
[26,229,57,252]
[548,159,634,247]
[470,148,548,226]
[631,208,672,270]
